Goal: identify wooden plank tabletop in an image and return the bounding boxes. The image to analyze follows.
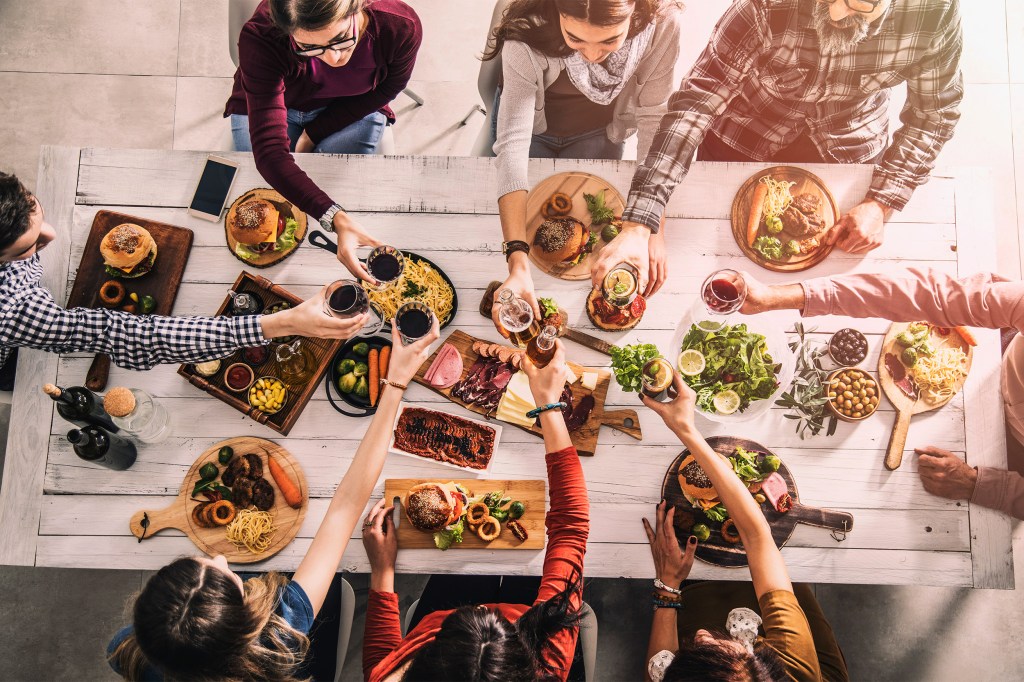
[0,146,1013,588]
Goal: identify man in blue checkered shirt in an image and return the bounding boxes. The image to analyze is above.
[592,0,963,291]
[0,171,369,387]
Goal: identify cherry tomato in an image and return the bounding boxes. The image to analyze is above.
[723,373,736,383]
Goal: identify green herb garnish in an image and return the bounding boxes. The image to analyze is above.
[774,322,838,439]
[584,191,615,225]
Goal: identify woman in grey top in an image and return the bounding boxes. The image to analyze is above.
[486,0,686,334]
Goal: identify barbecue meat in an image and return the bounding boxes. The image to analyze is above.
[251,477,275,511]
[232,478,254,509]
[393,407,497,469]
[791,193,821,216]
[779,206,813,237]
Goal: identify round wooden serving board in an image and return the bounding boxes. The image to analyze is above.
[129,437,308,564]
[877,323,974,471]
[525,172,624,281]
[225,188,308,268]
[730,166,839,272]
[661,436,853,568]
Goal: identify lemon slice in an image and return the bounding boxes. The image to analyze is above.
[696,319,725,332]
[712,389,741,415]
[677,349,706,376]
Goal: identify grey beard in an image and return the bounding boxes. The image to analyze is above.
[812,1,870,56]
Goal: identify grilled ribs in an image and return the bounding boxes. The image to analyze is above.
[394,407,496,469]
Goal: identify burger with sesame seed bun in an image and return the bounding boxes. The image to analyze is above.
[531,216,596,268]
[677,454,721,511]
[100,223,158,278]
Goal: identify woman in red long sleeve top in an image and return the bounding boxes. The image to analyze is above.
[360,341,589,681]
[225,0,422,281]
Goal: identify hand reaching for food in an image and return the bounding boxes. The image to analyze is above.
[333,211,383,283]
[645,227,667,297]
[825,198,891,254]
[386,314,440,385]
[641,370,699,438]
[643,500,698,589]
[590,221,651,294]
[521,340,568,406]
[915,446,978,501]
[361,498,398,585]
[261,285,369,340]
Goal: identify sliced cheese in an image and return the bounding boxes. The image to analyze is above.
[581,372,598,391]
[497,370,538,428]
[565,367,579,385]
[496,402,537,428]
[504,371,535,406]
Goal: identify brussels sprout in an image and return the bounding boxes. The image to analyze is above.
[691,524,711,542]
[352,342,370,357]
[760,454,781,473]
[784,239,802,256]
[354,376,369,398]
[765,216,784,234]
[337,372,358,393]
[601,223,619,242]
[895,331,916,347]
[217,446,234,465]
[917,341,935,356]
[199,463,218,481]
[901,347,919,367]
[508,501,526,520]
[352,362,369,377]
[337,358,356,375]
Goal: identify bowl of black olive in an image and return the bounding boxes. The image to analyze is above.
[828,328,869,367]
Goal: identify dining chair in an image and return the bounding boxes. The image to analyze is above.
[469,0,513,157]
[227,0,423,155]
[333,576,356,682]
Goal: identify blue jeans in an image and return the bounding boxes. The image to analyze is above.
[230,107,387,154]
[491,86,624,160]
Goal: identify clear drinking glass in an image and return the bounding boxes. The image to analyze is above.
[365,245,405,291]
[323,279,385,337]
[701,269,747,315]
[395,301,435,345]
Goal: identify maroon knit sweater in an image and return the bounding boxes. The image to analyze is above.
[224,0,422,218]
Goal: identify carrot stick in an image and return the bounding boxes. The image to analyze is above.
[368,347,380,407]
[954,326,978,347]
[747,182,768,246]
[380,345,391,380]
[267,455,302,508]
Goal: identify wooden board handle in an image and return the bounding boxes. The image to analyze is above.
[85,353,111,392]
[600,409,642,440]
[789,503,854,533]
[885,409,913,470]
[129,504,185,541]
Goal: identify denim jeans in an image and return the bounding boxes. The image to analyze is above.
[230,107,387,154]
[491,86,624,161]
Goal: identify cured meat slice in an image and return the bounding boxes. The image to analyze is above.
[393,407,496,469]
[760,472,791,513]
[496,346,516,364]
[564,394,594,432]
[884,352,917,399]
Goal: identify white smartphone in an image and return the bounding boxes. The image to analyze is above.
[187,155,239,221]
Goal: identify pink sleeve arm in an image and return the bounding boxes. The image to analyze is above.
[801,268,1024,334]
[972,467,1024,521]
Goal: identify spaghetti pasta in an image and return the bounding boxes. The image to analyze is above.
[910,347,969,404]
[225,508,278,554]
[365,257,454,324]
[759,176,796,219]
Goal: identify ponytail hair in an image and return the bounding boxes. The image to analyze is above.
[108,558,309,681]
[269,0,364,33]
[482,0,664,61]
[402,572,584,681]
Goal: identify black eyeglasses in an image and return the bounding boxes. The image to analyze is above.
[293,14,358,57]
[820,0,883,15]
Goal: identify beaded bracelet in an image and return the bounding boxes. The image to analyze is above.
[379,378,407,391]
[526,402,567,419]
[652,597,684,611]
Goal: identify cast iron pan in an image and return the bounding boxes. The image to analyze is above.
[325,334,393,417]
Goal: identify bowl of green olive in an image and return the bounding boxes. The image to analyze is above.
[825,367,880,422]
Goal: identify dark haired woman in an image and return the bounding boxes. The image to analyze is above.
[361,341,588,681]
[488,0,686,337]
[641,373,849,682]
[107,319,440,681]
[226,0,421,283]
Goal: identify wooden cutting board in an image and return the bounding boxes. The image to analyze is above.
[414,330,641,456]
[877,323,974,470]
[66,210,194,390]
[525,172,624,281]
[384,478,545,550]
[128,437,307,564]
[661,436,853,568]
[225,187,307,268]
[730,166,839,272]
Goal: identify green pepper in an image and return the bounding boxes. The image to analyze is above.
[199,462,218,481]
[352,361,369,378]
[352,342,370,357]
[141,295,156,314]
[338,372,357,394]
[691,524,711,542]
[337,358,356,375]
[490,507,510,521]
[508,501,526,520]
[217,446,234,465]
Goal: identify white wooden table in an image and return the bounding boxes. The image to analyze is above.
[0,146,1013,588]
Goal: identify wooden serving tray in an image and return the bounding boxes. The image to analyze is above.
[525,172,624,281]
[661,436,853,568]
[385,478,545,550]
[877,322,973,471]
[177,272,343,435]
[729,166,839,272]
[129,437,308,564]
[66,210,194,390]
[413,330,641,456]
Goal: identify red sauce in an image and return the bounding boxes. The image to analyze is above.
[226,365,252,390]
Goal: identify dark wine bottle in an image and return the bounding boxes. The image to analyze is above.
[43,383,119,432]
[67,426,137,471]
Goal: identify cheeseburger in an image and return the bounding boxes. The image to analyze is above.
[532,216,597,267]
[101,223,158,278]
[677,455,721,512]
[405,482,466,533]
[229,198,298,261]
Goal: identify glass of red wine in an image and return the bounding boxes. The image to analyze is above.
[701,269,746,315]
[365,245,405,291]
[395,301,435,345]
[324,279,385,337]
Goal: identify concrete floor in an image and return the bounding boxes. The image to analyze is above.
[2,1,1024,680]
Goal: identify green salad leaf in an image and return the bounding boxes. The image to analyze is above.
[730,446,766,483]
[753,236,783,260]
[584,191,615,225]
[539,297,559,319]
[433,518,465,551]
[703,504,729,523]
[610,343,661,393]
[234,243,259,261]
[678,323,780,413]
[274,217,299,252]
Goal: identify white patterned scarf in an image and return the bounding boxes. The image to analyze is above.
[647,608,765,682]
[563,21,655,105]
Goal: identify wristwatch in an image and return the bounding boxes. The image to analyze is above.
[320,203,344,233]
[502,240,530,261]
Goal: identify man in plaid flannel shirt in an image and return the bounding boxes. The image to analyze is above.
[592,0,963,290]
[0,171,370,387]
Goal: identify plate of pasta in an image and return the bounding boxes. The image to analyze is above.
[364,251,458,330]
[128,436,307,563]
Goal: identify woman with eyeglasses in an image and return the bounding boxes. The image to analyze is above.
[225,0,421,283]
[640,372,849,682]
[487,0,687,337]
[106,321,440,681]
